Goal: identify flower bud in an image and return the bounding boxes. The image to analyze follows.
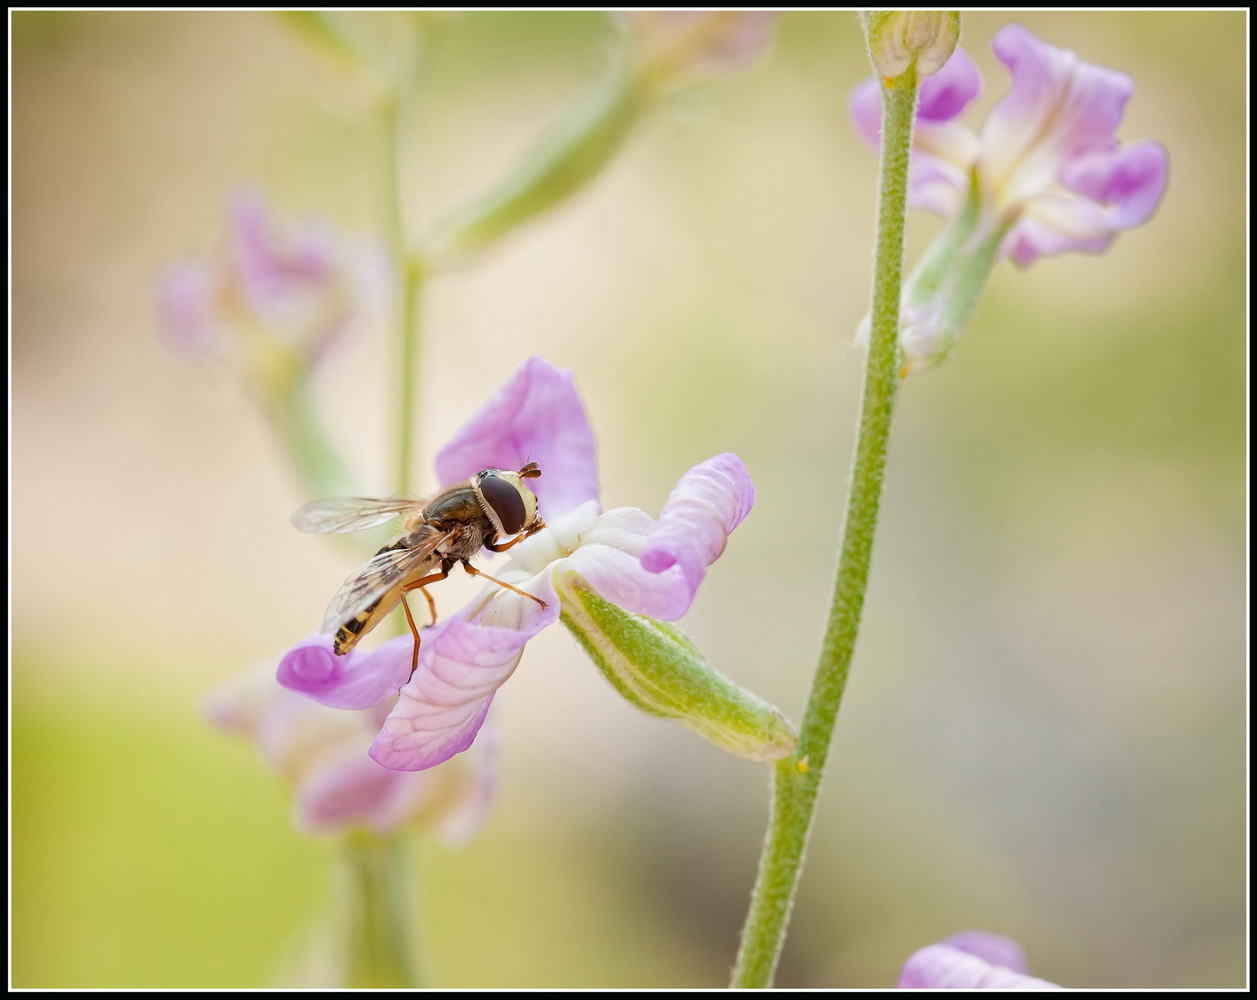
[864,11,960,81]
[561,585,797,763]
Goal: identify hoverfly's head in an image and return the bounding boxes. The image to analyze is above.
[474,464,542,537]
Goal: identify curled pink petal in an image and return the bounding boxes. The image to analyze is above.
[369,618,535,771]
[277,633,411,710]
[640,453,755,593]
[564,512,695,620]
[435,356,599,519]
[898,942,1061,989]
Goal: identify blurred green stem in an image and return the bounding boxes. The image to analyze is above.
[269,378,353,498]
[731,65,920,988]
[339,833,420,988]
[384,85,426,495]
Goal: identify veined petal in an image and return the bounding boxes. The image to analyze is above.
[369,618,533,771]
[277,633,411,710]
[980,24,1134,216]
[640,453,755,593]
[435,356,599,518]
[898,942,1062,989]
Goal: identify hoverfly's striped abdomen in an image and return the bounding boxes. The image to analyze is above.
[332,538,411,656]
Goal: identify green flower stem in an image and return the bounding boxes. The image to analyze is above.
[339,833,421,988]
[269,377,354,498]
[731,65,921,989]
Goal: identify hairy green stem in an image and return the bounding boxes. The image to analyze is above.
[731,65,920,988]
[339,833,420,988]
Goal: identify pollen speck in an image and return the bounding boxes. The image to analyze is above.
[796,755,809,774]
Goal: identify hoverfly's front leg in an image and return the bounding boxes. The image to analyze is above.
[399,562,452,680]
[461,561,548,610]
[485,517,547,554]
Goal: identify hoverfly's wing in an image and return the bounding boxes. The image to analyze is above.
[291,496,421,534]
[319,528,446,634]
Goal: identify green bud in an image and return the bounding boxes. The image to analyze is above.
[864,10,961,81]
[561,586,797,763]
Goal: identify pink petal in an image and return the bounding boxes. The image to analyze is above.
[849,52,982,220]
[917,46,983,122]
[898,942,1062,989]
[435,356,599,519]
[293,750,421,835]
[562,507,697,620]
[980,24,1134,213]
[154,260,222,359]
[640,453,755,593]
[1060,139,1168,230]
[848,76,884,148]
[368,617,536,771]
[277,633,411,710]
[942,931,1030,974]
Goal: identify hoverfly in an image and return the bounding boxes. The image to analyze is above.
[292,463,548,678]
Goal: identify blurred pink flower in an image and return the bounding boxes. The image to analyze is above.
[279,357,757,771]
[897,931,1061,989]
[850,24,1168,267]
[619,11,779,77]
[155,187,389,371]
[207,663,495,843]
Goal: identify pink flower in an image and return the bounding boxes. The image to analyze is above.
[279,358,783,772]
[898,931,1062,989]
[155,187,389,372]
[618,11,780,78]
[207,663,495,843]
[850,24,1168,267]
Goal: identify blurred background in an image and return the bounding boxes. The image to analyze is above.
[12,10,1246,989]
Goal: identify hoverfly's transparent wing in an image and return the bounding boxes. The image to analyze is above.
[320,528,446,634]
[291,496,421,534]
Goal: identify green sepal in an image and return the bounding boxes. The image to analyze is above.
[561,586,797,763]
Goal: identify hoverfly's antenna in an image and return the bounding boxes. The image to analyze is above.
[519,462,542,479]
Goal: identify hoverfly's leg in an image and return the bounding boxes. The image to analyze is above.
[398,564,452,680]
[397,590,423,680]
[461,561,548,609]
[485,518,547,554]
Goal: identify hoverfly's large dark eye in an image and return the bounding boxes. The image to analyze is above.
[479,474,526,535]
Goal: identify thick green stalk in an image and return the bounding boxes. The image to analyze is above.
[339,833,420,988]
[731,65,920,988]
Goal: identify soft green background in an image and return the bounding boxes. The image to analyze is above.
[12,10,1246,989]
